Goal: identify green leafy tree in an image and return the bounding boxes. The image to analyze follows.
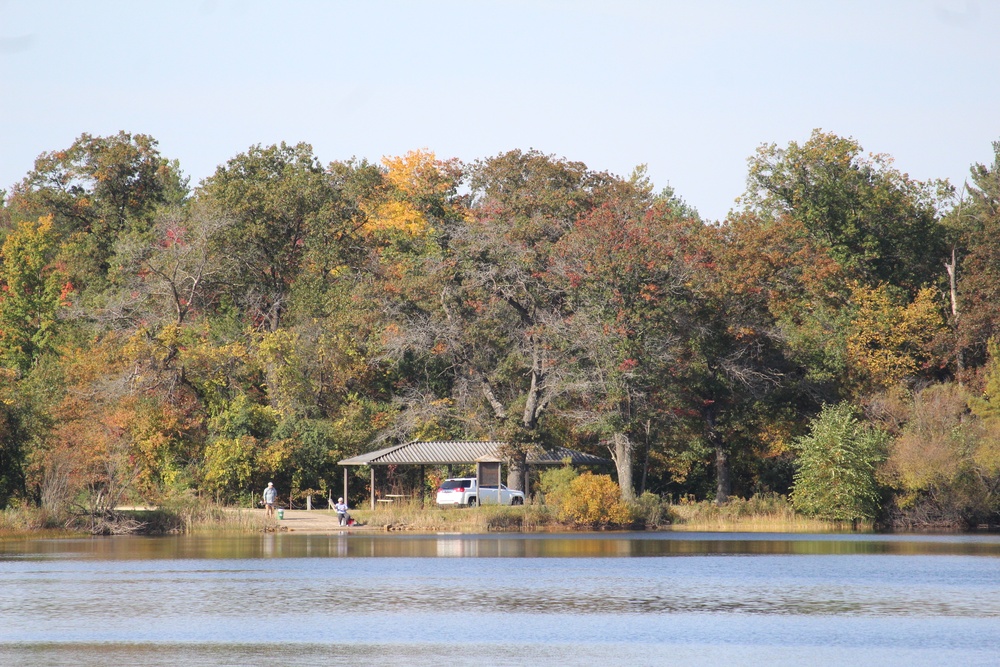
[0,368,33,506]
[0,216,69,373]
[970,338,1000,422]
[946,141,1000,372]
[381,150,638,491]
[672,218,796,504]
[791,402,887,521]
[717,211,849,398]
[199,142,336,331]
[743,129,948,293]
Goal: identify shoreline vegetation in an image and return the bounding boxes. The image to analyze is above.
[2,493,950,539]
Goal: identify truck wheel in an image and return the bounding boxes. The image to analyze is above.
[468,497,478,507]
[511,497,523,506]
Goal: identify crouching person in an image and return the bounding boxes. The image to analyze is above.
[335,497,350,526]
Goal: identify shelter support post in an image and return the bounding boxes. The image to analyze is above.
[370,467,376,510]
[343,468,348,508]
[420,465,425,506]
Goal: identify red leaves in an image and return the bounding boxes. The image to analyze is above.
[618,358,638,372]
[162,225,186,248]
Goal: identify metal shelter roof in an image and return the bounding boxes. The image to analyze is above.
[338,440,610,467]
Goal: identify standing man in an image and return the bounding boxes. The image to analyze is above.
[263,482,277,518]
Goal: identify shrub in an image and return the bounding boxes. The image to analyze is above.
[630,491,673,528]
[537,464,579,507]
[558,473,634,527]
[791,402,887,522]
[883,382,1000,528]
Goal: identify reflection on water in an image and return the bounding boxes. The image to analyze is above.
[2,532,1000,666]
[4,530,1000,560]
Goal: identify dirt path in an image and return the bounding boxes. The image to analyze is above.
[274,509,366,533]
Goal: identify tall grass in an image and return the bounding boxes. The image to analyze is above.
[348,500,558,532]
[667,494,872,532]
[0,499,279,537]
[182,506,276,534]
[0,504,80,537]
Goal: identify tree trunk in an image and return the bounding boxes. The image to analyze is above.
[945,245,964,378]
[639,420,651,496]
[714,446,731,505]
[705,406,730,504]
[507,453,527,494]
[611,432,635,500]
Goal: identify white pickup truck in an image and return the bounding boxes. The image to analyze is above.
[436,478,525,506]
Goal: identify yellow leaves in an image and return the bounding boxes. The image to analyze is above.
[412,415,454,442]
[556,473,634,526]
[359,149,463,241]
[259,438,294,473]
[971,421,1000,478]
[202,436,257,493]
[180,334,251,395]
[757,420,795,457]
[0,368,16,404]
[846,284,944,391]
[257,328,298,362]
[883,383,1000,496]
[381,149,457,199]
[327,264,349,279]
[366,199,429,237]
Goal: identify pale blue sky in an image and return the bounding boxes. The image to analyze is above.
[2,0,998,221]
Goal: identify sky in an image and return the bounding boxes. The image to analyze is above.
[1,0,998,222]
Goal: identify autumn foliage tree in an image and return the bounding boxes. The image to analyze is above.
[552,195,699,499]
[5,128,1000,529]
[8,131,185,289]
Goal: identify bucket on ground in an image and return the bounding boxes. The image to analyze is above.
[277,509,284,520]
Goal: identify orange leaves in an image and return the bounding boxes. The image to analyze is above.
[58,281,74,306]
[359,149,463,241]
[639,283,659,302]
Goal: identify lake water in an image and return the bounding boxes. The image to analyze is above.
[2,532,999,666]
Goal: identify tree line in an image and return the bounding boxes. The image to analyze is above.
[1,129,999,527]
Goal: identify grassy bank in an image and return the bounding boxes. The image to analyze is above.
[347,502,558,532]
[666,495,873,532]
[2,494,867,536]
[292,494,862,533]
[0,505,85,539]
